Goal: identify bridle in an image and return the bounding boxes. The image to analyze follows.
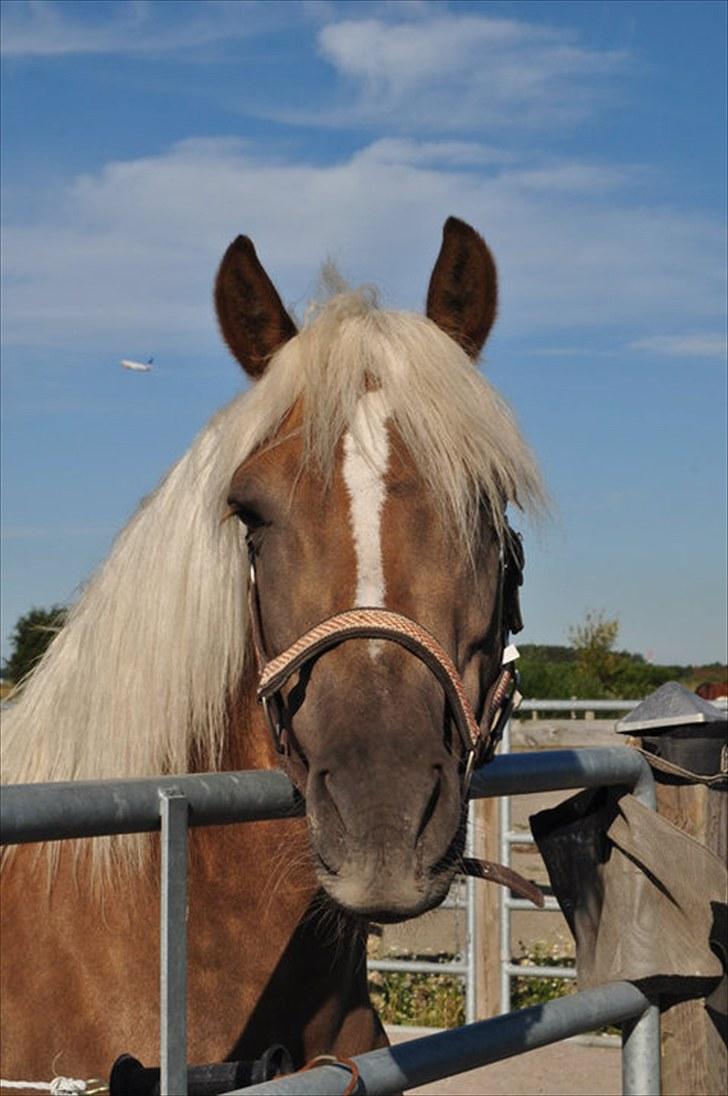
[246,521,525,795]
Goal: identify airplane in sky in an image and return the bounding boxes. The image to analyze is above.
[120,356,154,372]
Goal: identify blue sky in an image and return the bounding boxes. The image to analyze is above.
[1,0,726,667]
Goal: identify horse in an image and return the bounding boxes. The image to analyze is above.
[0,217,544,1087]
[695,680,728,702]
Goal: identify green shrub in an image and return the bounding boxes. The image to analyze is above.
[368,943,576,1029]
[511,942,617,1034]
[510,940,575,1011]
[368,956,465,1028]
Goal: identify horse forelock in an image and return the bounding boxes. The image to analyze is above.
[1,283,544,876]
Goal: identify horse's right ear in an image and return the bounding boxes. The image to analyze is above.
[215,236,298,379]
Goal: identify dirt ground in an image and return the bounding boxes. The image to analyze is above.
[387,1027,621,1095]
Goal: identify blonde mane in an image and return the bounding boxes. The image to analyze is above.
[2,288,544,811]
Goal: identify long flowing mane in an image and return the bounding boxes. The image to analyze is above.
[1,288,544,806]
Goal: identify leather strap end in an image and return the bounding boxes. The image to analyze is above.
[461,856,545,908]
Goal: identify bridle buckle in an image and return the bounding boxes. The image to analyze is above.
[462,749,477,795]
[261,694,286,755]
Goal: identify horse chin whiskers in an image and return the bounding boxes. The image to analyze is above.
[428,809,468,881]
[303,888,364,962]
[334,890,448,926]
[320,862,453,924]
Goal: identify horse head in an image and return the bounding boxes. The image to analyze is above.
[214,218,538,922]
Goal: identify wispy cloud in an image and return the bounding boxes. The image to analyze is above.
[2,3,630,136]
[354,138,517,168]
[0,0,275,58]
[310,13,629,130]
[2,138,725,354]
[628,333,728,359]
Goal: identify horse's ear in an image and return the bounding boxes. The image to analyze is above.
[215,235,298,378]
[426,217,498,360]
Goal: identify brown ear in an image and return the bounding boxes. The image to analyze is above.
[214,235,298,378]
[426,217,498,359]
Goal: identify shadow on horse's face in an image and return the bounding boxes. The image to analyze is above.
[217,218,513,921]
[229,405,502,921]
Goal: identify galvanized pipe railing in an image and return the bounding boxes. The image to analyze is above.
[0,768,304,845]
[469,745,655,804]
[0,748,651,846]
[0,748,660,1096]
[235,981,657,1096]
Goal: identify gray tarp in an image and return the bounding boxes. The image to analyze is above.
[531,787,727,1001]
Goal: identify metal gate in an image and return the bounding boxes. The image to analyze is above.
[1,748,661,1096]
[368,698,642,1026]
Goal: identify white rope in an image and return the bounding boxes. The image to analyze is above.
[0,1083,54,1092]
[0,1079,104,1095]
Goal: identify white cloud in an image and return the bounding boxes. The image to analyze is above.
[2,4,628,136]
[0,0,274,57]
[1,138,725,354]
[628,334,728,359]
[313,14,628,130]
[354,138,516,168]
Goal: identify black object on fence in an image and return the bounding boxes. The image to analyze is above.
[109,1045,294,1096]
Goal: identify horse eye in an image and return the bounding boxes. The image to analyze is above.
[228,502,266,530]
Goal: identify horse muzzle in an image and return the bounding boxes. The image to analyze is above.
[304,742,465,921]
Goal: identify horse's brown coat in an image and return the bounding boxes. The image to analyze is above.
[1,218,523,1084]
[1,671,386,1078]
[232,407,503,922]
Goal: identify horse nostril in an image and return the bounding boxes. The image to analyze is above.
[414,767,443,846]
[314,769,347,834]
[314,848,340,876]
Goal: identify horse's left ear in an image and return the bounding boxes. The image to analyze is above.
[215,235,298,379]
[426,217,498,360]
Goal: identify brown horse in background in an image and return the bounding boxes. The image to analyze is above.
[695,680,728,701]
[0,218,543,1085]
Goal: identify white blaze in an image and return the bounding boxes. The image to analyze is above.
[343,390,389,610]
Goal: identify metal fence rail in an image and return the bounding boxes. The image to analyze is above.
[236,981,657,1096]
[0,768,303,844]
[0,747,660,1096]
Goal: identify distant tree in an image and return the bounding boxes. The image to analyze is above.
[567,610,621,697]
[1,605,67,686]
[518,643,577,665]
[610,656,675,699]
[517,637,723,705]
[518,656,579,699]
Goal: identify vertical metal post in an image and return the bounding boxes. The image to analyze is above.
[160,792,188,1096]
[465,801,476,1024]
[621,762,661,1096]
[498,718,512,1015]
[622,1007,661,1096]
